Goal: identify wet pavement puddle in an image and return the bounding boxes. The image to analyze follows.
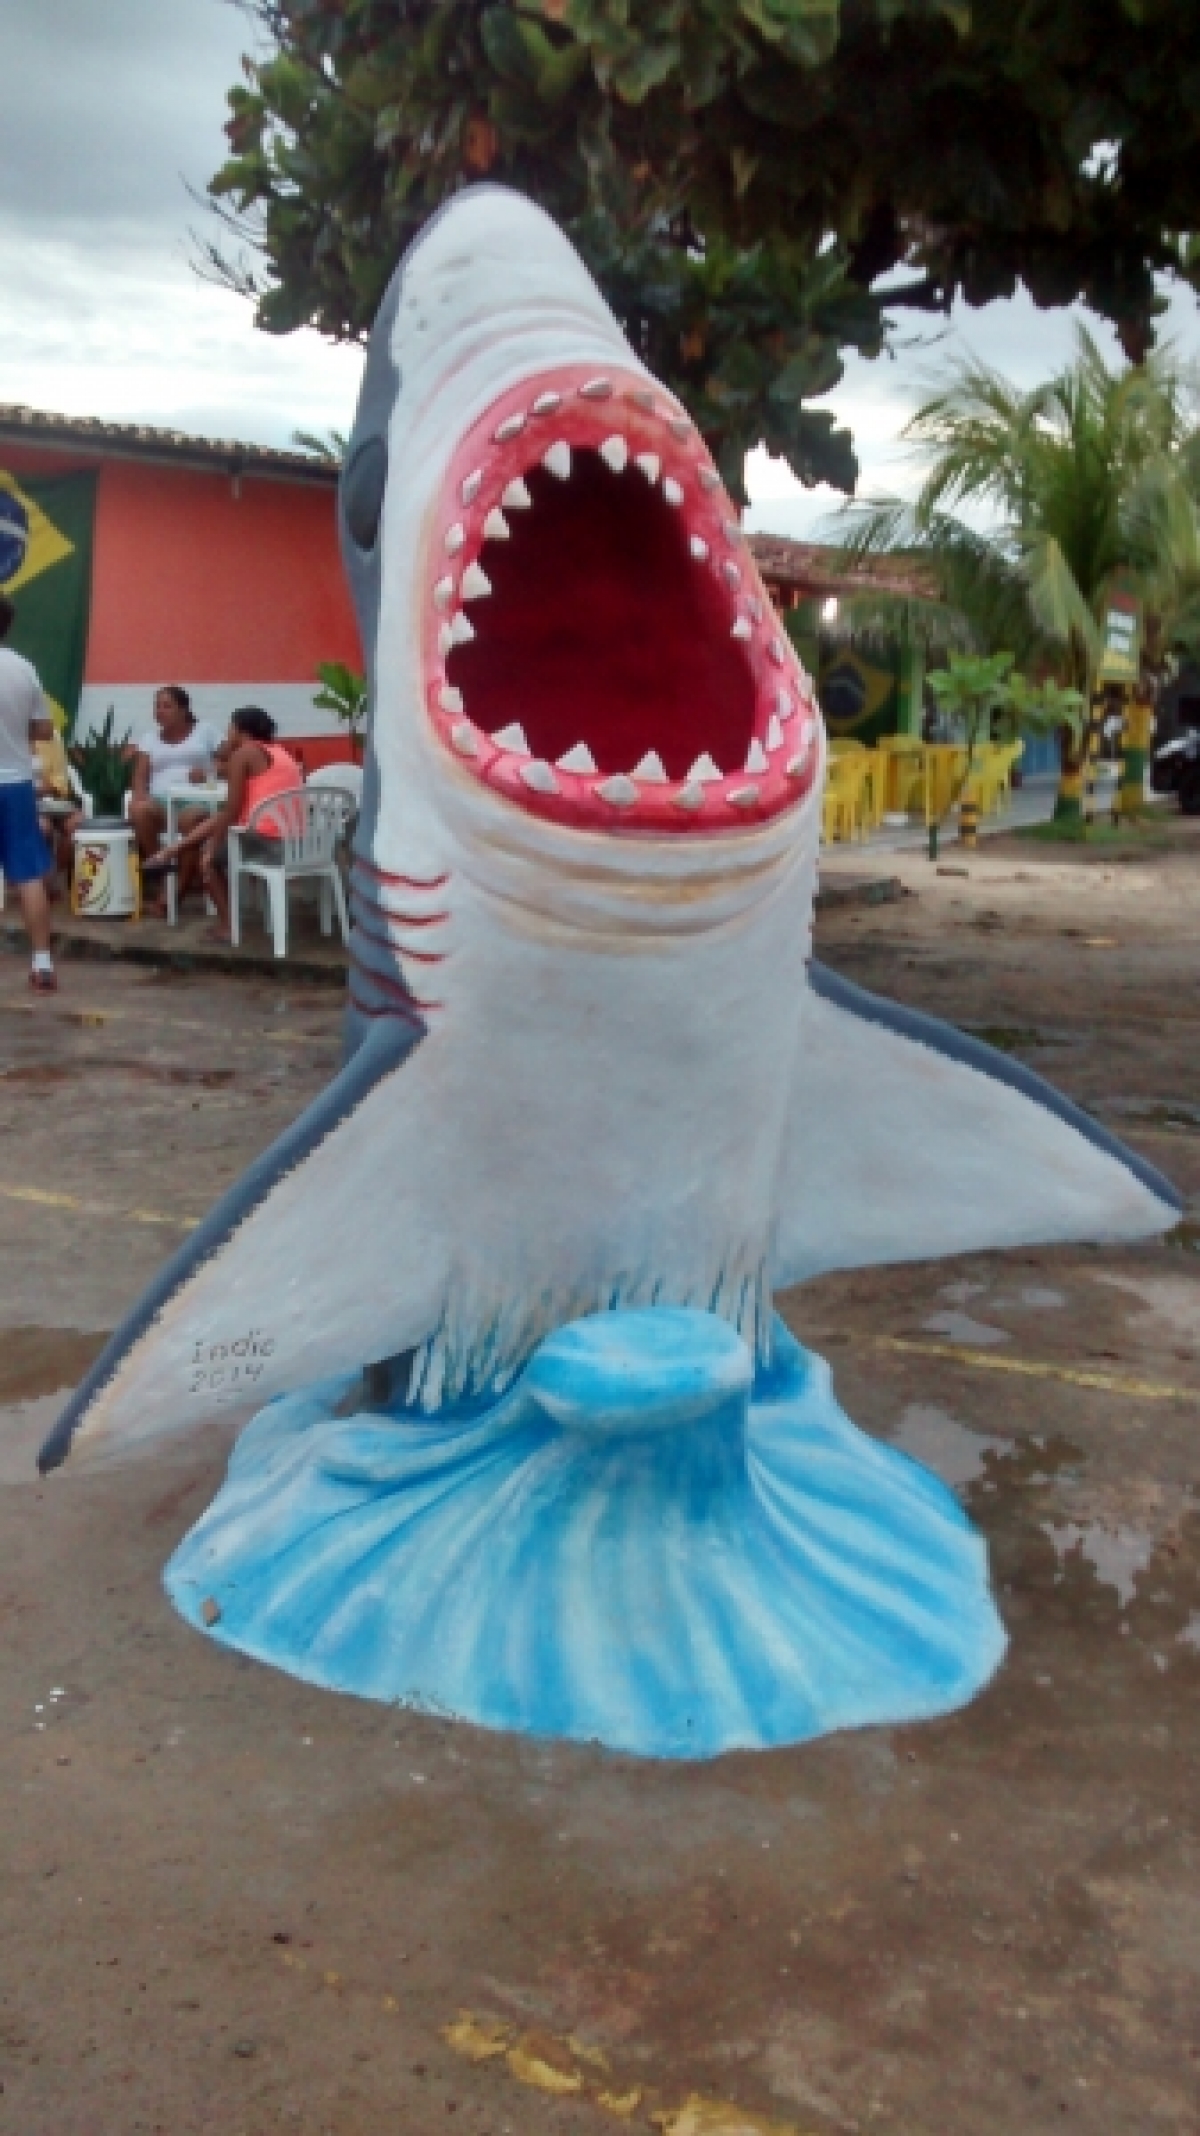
[1040,1520,1158,1608]
[887,1402,1010,1491]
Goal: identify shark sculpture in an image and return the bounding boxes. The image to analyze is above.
[40,190,1179,1757]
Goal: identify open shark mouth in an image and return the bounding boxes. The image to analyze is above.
[424,363,822,833]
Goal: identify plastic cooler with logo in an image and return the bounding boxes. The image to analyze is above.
[71,821,141,919]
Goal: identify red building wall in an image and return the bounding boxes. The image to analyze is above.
[85,459,360,683]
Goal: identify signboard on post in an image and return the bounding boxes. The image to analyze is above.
[1098,586,1142,685]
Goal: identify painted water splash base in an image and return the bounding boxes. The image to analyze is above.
[166,1310,1006,1759]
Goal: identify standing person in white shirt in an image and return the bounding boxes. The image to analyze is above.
[0,595,57,993]
[128,686,220,870]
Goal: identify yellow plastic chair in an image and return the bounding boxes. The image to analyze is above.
[820,757,861,843]
[926,742,970,823]
[828,738,887,830]
[876,736,931,822]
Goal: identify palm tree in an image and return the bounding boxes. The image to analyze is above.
[836,329,1200,818]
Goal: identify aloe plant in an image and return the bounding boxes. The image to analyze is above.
[70,708,134,818]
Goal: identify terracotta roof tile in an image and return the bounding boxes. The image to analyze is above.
[748,532,933,602]
[0,404,339,484]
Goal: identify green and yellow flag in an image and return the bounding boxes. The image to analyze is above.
[0,469,96,732]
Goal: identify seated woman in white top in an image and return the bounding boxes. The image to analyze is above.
[128,685,220,881]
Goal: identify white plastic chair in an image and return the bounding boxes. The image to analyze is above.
[304,763,363,853]
[307,761,364,808]
[228,787,353,959]
[68,765,95,817]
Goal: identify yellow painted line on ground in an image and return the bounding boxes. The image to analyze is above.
[0,1000,338,1045]
[876,1335,1196,1403]
[0,1183,199,1231]
[443,2012,807,2133]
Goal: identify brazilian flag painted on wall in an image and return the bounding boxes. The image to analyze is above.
[0,469,96,732]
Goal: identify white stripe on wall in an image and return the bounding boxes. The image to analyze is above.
[77,683,344,742]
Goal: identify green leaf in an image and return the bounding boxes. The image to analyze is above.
[610,40,680,101]
[481,7,553,86]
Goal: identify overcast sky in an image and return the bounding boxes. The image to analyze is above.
[4,0,1199,539]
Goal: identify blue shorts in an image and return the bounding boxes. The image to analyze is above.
[0,780,53,884]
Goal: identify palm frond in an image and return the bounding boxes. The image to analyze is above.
[1016,532,1101,675]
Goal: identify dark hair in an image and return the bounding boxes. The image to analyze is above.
[231,705,277,743]
[157,684,192,717]
[0,595,14,640]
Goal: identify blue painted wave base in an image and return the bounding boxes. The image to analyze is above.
[165,1310,1007,1758]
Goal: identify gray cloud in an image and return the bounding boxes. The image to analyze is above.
[0,0,248,242]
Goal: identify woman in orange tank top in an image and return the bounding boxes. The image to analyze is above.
[147,705,303,941]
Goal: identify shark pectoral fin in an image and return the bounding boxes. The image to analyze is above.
[40,1018,451,1472]
[772,964,1182,1287]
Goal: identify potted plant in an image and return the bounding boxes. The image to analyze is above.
[924,654,1084,858]
[314,661,368,763]
[69,708,135,819]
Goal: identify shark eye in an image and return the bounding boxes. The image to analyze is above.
[342,436,388,553]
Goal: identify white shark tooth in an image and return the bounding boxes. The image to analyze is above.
[698,468,720,493]
[667,417,691,442]
[461,561,492,601]
[724,521,742,545]
[438,685,464,715]
[661,476,684,507]
[634,452,661,484]
[460,470,483,506]
[673,781,705,812]
[492,722,530,755]
[688,535,709,563]
[727,784,760,809]
[687,752,724,784]
[631,388,657,411]
[721,560,742,587]
[531,390,562,415]
[749,598,763,621]
[744,738,769,774]
[596,774,639,809]
[786,750,812,778]
[444,521,465,555]
[731,616,752,641]
[449,610,475,647]
[579,377,613,400]
[630,750,669,784]
[542,440,572,480]
[599,434,629,473]
[775,689,792,720]
[501,476,532,511]
[766,713,784,752]
[433,575,455,610]
[519,758,559,794]
[437,622,454,656]
[555,741,598,775]
[483,507,510,542]
[769,638,787,665]
[494,413,526,442]
[450,720,479,758]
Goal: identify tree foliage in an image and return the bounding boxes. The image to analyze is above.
[208,0,1200,499]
